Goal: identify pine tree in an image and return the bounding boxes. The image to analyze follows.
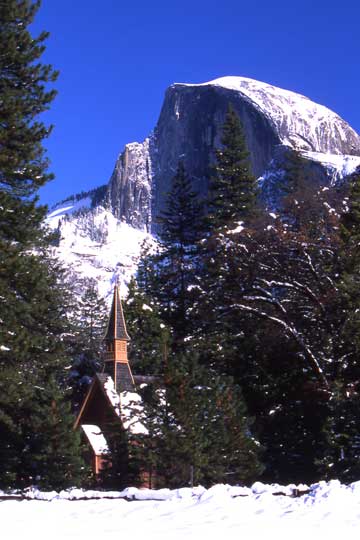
[0,0,85,489]
[19,375,89,489]
[279,148,327,234]
[317,168,360,482]
[130,352,263,488]
[197,181,347,483]
[67,278,108,410]
[141,162,205,350]
[318,382,360,483]
[99,419,141,489]
[334,169,360,374]
[125,277,169,376]
[0,255,88,488]
[208,104,258,231]
[195,106,259,373]
[0,0,58,198]
[280,148,308,195]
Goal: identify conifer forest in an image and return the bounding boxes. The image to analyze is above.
[1,0,360,491]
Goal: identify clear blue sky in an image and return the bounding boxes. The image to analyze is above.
[32,0,360,207]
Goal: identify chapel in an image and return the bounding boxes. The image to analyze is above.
[74,284,146,478]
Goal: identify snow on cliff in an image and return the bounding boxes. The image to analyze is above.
[302,151,360,184]
[46,199,152,300]
[184,76,360,155]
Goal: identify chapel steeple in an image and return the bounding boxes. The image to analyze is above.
[103,284,134,392]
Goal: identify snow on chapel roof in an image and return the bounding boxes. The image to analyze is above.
[81,425,109,455]
[102,376,148,435]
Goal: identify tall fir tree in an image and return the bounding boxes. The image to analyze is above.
[195,107,258,376]
[0,0,85,488]
[67,278,108,410]
[208,104,258,231]
[125,277,169,376]
[139,162,205,350]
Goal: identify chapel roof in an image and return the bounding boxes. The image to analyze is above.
[104,284,130,342]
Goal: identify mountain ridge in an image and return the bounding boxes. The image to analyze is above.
[178,76,360,155]
[47,76,360,296]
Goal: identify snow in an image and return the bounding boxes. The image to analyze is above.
[121,138,153,189]
[47,196,92,219]
[103,377,121,415]
[119,390,148,435]
[228,222,244,234]
[103,377,147,435]
[179,76,360,155]
[46,204,153,301]
[2,481,360,538]
[81,425,109,455]
[302,151,360,184]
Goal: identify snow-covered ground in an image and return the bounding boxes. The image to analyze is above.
[2,481,360,538]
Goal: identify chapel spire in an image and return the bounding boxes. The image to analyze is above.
[104,284,130,343]
[103,283,134,392]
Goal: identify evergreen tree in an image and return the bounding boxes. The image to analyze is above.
[0,0,85,488]
[278,148,329,235]
[197,182,347,482]
[133,353,263,488]
[0,0,58,198]
[317,168,360,482]
[19,375,89,489]
[155,162,205,348]
[195,106,259,374]
[318,382,360,483]
[99,419,141,489]
[137,162,204,350]
[332,170,360,378]
[280,148,308,196]
[340,168,360,238]
[125,277,169,376]
[67,278,108,410]
[208,104,258,231]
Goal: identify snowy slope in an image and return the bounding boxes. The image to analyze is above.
[46,199,152,300]
[186,76,360,154]
[302,151,360,185]
[2,481,360,538]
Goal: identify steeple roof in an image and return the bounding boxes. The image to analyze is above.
[104,284,130,341]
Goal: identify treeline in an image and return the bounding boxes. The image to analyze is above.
[122,106,360,487]
[0,1,111,489]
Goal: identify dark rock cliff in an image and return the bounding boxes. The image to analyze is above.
[107,78,360,231]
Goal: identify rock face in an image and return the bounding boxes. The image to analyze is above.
[48,77,360,295]
[107,76,360,231]
[106,138,153,230]
[201,77,360,155]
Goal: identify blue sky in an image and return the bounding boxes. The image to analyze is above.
[32,0,360,207]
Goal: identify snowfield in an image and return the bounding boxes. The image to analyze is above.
[2,481,360,538]
[46,202,152,300]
